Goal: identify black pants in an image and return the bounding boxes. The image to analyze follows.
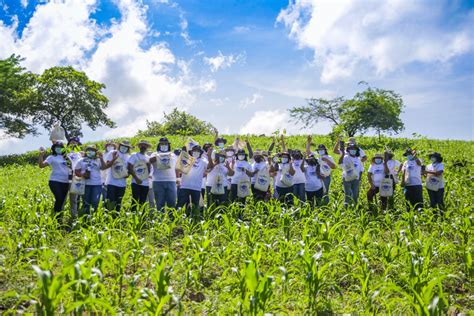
[49,181,69,215]
[230,184,248,204]
[367,187,395,211]
[106,185,126,212]
[306,188,324,206]
[207,186,229,206]
[177,188,201,212]
[251,185,267,201]
[131,183,149,212]
[427,188,444,210]
[276,186,294,205]
[404,185,423,211]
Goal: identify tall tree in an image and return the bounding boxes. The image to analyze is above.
[32,66,115,140]
[288,84,404,137]
[0,55,37,138]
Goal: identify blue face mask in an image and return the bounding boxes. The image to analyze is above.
[349,150,357,156]
[407,155,414,161]
[374,158,382,164]
[54,147,63,155]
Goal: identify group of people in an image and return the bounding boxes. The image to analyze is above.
[38,135,446,220]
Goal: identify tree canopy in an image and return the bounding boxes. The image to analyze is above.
[288,84,405,137]
[137,108,217,137]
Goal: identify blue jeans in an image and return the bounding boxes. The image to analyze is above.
[153,181,177,211]
[322,176,331,204]
[293,183,306,202]
[83,185,102,215]
[343,179,360,206]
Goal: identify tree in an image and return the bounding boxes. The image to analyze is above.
[288,84,404,137]
[137,108,217,137]
[31,66,115,140]
[0,55,37,138]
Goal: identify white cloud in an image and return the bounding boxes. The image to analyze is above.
[277,0,474,83]
[233,25,251,33]
[239,93,262,109]
[204,51,245,72]
[20,0,28,8]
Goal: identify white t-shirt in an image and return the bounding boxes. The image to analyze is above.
[180,158,208,191]
[426,162,444,188]
[128,152,150,186]
[231,160,252,184]
[75,157,102,186]
[305,165,323,192]
[151,152,177,182]
[105,151,129,187]
[275,163,293,188]
[207,164,230,188]
[67,152,82,170]
[292,159,306,184]
[340,155,364,180]
[317,154,335,176]
[368,163,386,187]
[251,161,268,184]
[402,159,423,186]
[45,155,70,183]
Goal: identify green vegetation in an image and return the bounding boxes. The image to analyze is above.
[0,135,472,314]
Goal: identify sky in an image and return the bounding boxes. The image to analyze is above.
[0,0,473,155]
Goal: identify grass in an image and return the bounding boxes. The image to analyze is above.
[0,135,472,314]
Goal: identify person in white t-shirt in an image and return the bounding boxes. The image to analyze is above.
[302,154,324,206]
[103,140,132,213]
[128,140,152,212]
[291,150,306,202]
[248,150,269,201]
[38,142,72,219]
[177,145,211,216]
[149,137,179,212]
[101,140,116,203]
[424,152,445,211]
[230,149,253,203]
[202,142,213,205]
[367,153,391,211]
[74,145,106,215]
[207,150,234,206]
[66,137,83,218]
[401,148,423,210]
[270,151,296,205]
[339,143,364,207]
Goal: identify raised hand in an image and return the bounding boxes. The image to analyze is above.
[39,147,46,153]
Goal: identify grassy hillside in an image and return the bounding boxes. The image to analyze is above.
[0,135,472,314]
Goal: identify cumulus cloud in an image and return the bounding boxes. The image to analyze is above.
[239,93,262,109]
[204,51,245,72]
[277,0,474,83]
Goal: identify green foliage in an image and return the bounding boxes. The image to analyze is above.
[288,83,405,137]
[137,108,217,137]
[0,135,472,314]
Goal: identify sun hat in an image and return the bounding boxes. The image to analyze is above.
[119,140,133,148]
[137,140,151,147]
[371,153,384,162]
[428,152,443,162]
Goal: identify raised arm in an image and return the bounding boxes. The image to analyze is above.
[268,136,276,153]
[246,139,254,159]
[38,147,48,168]
[280,135,287,152]
[306,135,312,155]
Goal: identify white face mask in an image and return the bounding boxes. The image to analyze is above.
[374,158,382,164]
[159,145,169,152]
[318,150,325,156]
[281,157,289,164]
[119,146,128,154]
[349,150,357,156]
[237,155,245,161]
[192,151,201,158]
[106,146,115,152]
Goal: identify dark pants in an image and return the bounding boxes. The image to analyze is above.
[404,185,423,211]
[177,188,201,214]
[306,189,324,206]
[427,188,444,210]
[251,185,267,201]
[293,183,306,202]
[106,185,126,212]
[230,184,248,204]
[367,187,394,211]
[131,183,149,212]
[276,186,294,205]
[83,185,102,215]
[48,181,69,215]
[207,186,229,206]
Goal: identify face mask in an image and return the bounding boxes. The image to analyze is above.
[119,146,128,154]
[217,142,224,149]
[281,157,289,164]
[237,155,245,161]
[54,147,63,155]
[106,146,115,152]
[192,151,201,158]
[349,150,357,156]
[407,155,414,161]
[219,156,225,164]
[430,157,437,163]
[86,151,96,158]
[159,145,169,152]
[318,150,325,156]
[374,158,382,164]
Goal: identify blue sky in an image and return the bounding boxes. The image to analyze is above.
[0,0,473,154]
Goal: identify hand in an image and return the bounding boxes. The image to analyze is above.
[112,151,118,160]
[97,151,103,158]
[39,147,45,154]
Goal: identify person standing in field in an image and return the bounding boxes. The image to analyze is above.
[149,137,179,213]
[230,148,253,203]
[333,136,368,162]
[271,151,296,205]
[207,150,234,206]
[424,152,445,212]
[74,145,106,215]
[248,150,270,202]
[66,137,83,218]
[367,153,390,211]
[291,149,306,202]
[38,142,72,220]
[401,148,424,211]
[306,136,336,204]
[302,153,324,206]
[103,140,132,214]
[128,140,152,213]
[101,140,116,203]
[382,150,401,210]
[339,142,364,207]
